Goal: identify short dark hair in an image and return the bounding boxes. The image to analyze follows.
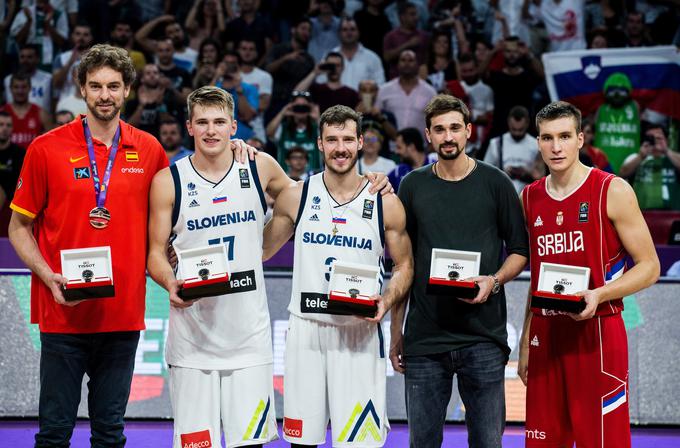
[398,1,416,16]
[508,105,529,122]
[457,52,476,65]
[77,44,136,87]
[0,111,12,120]
[397,128,424,153]
[19,44,40,55]
[160,117,181,129]
[319,105,362,138]
[291,16,311,28]
[10,71,31,86]
[535,101,582,133]
[424,94,470,128]
[326,51,343,63]
[645,122,668,137]
[286,146,308,160]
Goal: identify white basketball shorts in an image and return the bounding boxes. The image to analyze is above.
[283,314,389,447]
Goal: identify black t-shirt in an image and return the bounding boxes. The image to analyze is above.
[266,43,316,104]
[223,13,274,57]
[159,66,192,94]
[487,69,540,138]
[397,161,529,357]
[0,143,25,201]
[309,83,359,114]
[354,9,393,59]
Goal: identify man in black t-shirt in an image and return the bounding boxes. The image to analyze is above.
[0,111,25,235]
[393,95,529,448]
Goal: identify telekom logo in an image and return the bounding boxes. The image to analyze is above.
[181,429,212,448]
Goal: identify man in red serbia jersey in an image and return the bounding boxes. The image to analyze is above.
[518,101,659,447]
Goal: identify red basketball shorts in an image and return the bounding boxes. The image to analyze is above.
[525,313,630,448]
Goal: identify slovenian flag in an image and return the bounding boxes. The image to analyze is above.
[543,46,680,120]
[212,196,227,204]
[332,217,347,224]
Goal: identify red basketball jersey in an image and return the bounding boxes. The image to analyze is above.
[0,103,42,149]
[523,168,626,316]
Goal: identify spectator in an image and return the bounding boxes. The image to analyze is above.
[213,52,259,140]
[327,16,385,90]
[383,1,429,79]
[375,49,436,139]
[490,0,531,46]
[353,0,393,60]
[294,52,359,114]
[594,72,640,173]
[266,90,320,171]
[0,72,51,149]
[429,2,471,55]
[0,111,25,236]
[285,146,314,181]
[155,39,193,105]
[224,0,275,62]
[265,16,315,117]
[459,53,493,156]
[125,64,178,137]
[109,19,147,73]
[484,36,542,138]
[308,0,341,62]
[620,124,680,210]
[419,30,459,93]
[587,27,609,49]
[531,0,587,51]
[135,15,199,73]
[54,109,74,126]
[483,106,541,193]
[388,127,428,192]
[3,44,52,112]
[237,38,273,141]
[10,0,68,70]
[358,127,396,175]
[54,65,87,117]
[159,118,193,164]
[192,39,221,89]
[52,23,94,103]
[580,117,612,172]
[355,79,399,145]
[184,0,226,50]
[624,10,654,47]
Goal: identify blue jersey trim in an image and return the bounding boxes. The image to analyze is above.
[249,159,267,215]
[170,164,181,228]
[377,323,385,359]
[294,177,310,229]
[376,192,385,249]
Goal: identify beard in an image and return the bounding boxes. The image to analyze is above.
[88,99,121,122]
[324,151,359,175]
[435,142,464,160]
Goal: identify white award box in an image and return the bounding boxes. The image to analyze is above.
[60,246,114,301]
[328,260,380,317]
[426,248,481,299]
[177,244,231,300]
[532,262,590,313]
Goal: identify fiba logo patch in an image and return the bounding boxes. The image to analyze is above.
[578,202,589,223]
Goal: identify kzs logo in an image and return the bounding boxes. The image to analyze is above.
[311,195,321,210]
[324,257,336,281]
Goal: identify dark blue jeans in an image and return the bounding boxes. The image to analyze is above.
[404,342,507,448]
[35,331,140,448]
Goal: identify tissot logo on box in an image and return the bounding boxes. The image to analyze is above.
[74,167,90,179]
[180,429,212,448]
[283,417,303,438]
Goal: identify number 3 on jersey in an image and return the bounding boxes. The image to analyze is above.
[208,236,235,261]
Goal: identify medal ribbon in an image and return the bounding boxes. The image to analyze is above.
[82,118,120,209]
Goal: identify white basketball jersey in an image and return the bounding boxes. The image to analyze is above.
[289,173,385,325]
[166,156,272,370]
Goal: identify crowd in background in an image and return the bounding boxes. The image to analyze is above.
[1,0,680,236]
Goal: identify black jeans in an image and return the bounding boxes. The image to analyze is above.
[35,331,140,448]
